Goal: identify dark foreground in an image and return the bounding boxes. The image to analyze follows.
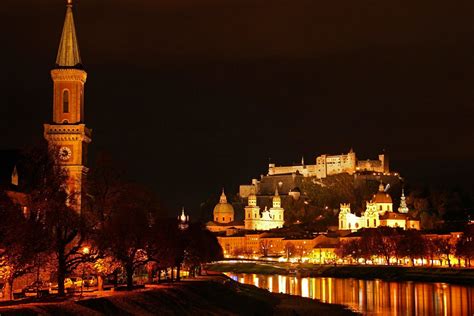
[0,275,357,315]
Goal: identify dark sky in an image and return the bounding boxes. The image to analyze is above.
[1,0,474,215]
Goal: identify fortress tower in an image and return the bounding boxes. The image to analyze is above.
[44,0,91,211]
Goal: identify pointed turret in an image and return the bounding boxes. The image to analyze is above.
[379,182,385,192]
[219,188,228,204]
[56,0,82,68]
[273,187,281,208]
[178,207,189,230]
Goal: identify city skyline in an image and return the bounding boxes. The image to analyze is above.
[1,0,473,212]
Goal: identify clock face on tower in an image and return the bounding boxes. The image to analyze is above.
[58,146,72,161]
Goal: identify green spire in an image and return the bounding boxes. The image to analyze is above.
[56,0,82,68]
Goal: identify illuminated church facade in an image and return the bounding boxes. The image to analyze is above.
[244,189,285,231]
[206,188,285,233]
[338,184,420,231]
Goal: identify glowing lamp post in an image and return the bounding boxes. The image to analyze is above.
[80,247,90,297]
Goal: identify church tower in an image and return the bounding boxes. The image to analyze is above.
[44,0,91,211]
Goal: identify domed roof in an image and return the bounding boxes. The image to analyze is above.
[213,203,234,215]
[372,183,392,204]
[213,190,235,215]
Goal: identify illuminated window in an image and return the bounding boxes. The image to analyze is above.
[63,90,69,113]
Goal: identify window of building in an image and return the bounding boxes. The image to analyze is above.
[373,219,376,226]
[367,219,369,227]
[222,217,225,222]
[341,220,344,228]
[63,90,69,113]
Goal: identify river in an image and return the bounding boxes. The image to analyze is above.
[225,272,474,315]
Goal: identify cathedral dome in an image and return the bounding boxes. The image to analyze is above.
[213,203,235,215]
[372,183,392,204]
[213,190,235,223]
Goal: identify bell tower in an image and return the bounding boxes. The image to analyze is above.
[44,0,91,211]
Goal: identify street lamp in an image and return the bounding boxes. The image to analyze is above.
[80,247,90,297]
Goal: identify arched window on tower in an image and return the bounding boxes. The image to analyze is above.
[63,90,69,113]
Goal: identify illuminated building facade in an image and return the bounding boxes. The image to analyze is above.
[43,1,91,211]
[244,189,285,231]
[267,149,389,179]
[338,184,420,231]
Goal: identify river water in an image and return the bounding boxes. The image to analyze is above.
[225,272,474,315]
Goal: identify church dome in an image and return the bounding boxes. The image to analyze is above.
[213,190,235,223]
[372,183,392,204]
[213,203,235,215]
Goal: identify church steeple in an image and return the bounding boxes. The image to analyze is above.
[398,188,409,214]
[56,0,82,68]
[44,0,91,212]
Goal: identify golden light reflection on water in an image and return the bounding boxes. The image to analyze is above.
[226,273,474,316]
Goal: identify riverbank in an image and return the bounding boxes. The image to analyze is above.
[207,262,474,285]
[0,274,357,315]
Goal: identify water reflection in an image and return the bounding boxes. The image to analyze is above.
[226,273,474,316]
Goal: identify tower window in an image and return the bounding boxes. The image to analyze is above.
[63,90,70,113]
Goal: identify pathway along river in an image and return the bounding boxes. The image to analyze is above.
[225,272,474,315]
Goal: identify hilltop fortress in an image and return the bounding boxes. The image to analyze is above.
[268,149,389,179]
[240,149,393,198]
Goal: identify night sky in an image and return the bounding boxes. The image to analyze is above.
[1,0,473,215]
